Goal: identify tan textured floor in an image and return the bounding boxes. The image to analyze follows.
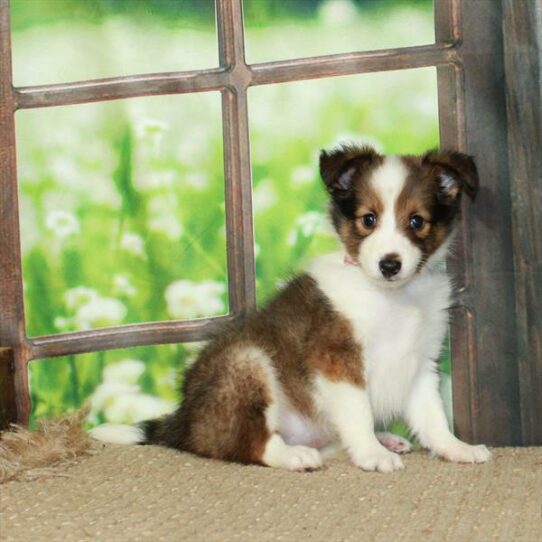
[1,445,541,542]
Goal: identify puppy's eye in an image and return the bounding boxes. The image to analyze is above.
[409,214,424,230]
[362,213,377,228]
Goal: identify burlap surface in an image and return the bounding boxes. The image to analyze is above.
[1,445,540,542]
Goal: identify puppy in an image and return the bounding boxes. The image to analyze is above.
[92,144,492,472]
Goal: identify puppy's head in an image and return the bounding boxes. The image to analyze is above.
[320,144,478,287]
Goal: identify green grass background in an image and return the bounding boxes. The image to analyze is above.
[10,0,445,427]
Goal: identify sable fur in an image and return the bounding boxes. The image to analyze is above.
[93,143,491,472]
[143,275,361,464]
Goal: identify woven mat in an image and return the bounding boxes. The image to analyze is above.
[1,445,540,542]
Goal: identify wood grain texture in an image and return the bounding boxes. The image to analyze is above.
[447,0,523,446]
[0,0,31,426]
[502,0,542,445]
[217,0,257,314]
[28,316,236,361]
[15,46,455,111]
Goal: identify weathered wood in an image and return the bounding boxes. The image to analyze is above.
[447,0,522,446]
[435,0,474,443]
[502,0,542,445]
[0,0,31,426]
[28,316,236,360]
[16,69,227,109]
[15,44,455,111]
[217,0,257,314]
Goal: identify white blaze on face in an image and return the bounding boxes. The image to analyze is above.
[357,156,423,284]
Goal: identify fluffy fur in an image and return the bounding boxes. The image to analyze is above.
[92,144,491,472]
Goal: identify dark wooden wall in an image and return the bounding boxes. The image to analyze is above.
[502,0,542,445]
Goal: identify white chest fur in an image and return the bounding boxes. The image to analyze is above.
[309,253,452,424]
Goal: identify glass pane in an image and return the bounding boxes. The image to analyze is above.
[29,342,204,426]
[11,0,217,85]
[17,93,228,337]
[244,0,435,64]
[249,67,439,303]
[249,68,445,434]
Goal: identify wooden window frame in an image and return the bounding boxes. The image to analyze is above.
[1,0,540,445]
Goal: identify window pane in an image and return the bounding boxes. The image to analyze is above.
[17,93,227,337]
[29,342,203,425]
[11,0,217,86]
[249,67,439,304]
[248,67,449,432]
[244,0,435,64]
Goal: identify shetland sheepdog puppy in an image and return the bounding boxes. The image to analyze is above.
[91,144,492,473]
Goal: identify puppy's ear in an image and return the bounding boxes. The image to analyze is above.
[423,150,479,203]
[319,145,380,196]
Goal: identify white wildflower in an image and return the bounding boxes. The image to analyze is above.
[198,280,227,315]
[165,280,226,320]
[318,0,359,26]
[184,172,209,190]
[134,170,175,192]
[120,232,146,258]
[64,286,99,311]
[74,297,127,330]
[103,359,145,385]
[287,211,325,246]
[48,155,81,190]
[253,178,278,213]
[45,210,80,239]
[147,194,178,215]
[148,214,183,240]
[53,316,72,331]
[90,380,138,414]
[87,177,122,209]
[291,165,314,186]
[113,274,136,297]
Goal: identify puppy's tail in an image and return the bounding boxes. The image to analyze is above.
[89,423,145,445]
[139,418,166,445]
[90,415,182,448]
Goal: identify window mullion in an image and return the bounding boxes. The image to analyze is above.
[216,0,256,314]
[0,0,31,426]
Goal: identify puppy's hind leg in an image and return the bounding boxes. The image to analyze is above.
[243,348,322,472]
[261,433,322,472]
[185,345,322,471]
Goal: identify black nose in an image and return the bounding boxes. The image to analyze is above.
[379,257,402,278]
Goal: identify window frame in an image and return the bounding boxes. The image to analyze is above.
[1,0,540,445]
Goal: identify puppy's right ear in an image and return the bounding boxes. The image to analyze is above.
[319,145,380,196]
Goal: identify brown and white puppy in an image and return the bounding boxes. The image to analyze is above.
[91,145,492,473]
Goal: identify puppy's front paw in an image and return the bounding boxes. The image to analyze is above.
[437,441,492,464]
[352,445,404,473]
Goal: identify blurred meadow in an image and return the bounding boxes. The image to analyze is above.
[10,0,448,428]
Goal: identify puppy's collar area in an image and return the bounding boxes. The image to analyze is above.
[343,255,360,267]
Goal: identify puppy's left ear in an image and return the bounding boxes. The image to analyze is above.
[319,145,380,196]
[423,150,479,203]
